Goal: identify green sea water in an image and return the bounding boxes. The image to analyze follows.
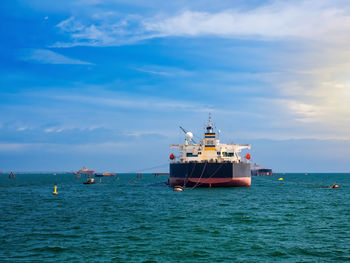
[1,173,350,262]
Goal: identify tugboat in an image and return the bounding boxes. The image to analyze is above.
[169,114,251,187]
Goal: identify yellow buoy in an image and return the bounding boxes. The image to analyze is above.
[278,178,284,181]
[53,185,58,195]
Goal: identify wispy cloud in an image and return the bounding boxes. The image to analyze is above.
[143,3,350,42]
[52,92,214,113]
[53,14,153,47]
[44,127,64,133]
[16,127,29,131]
[53,1,350,47]
[133,68,173,76]
[0,142,128,153]
[20,49,93,65]
[132,65,192,77]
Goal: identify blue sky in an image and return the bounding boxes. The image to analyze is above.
[1,0,350,172]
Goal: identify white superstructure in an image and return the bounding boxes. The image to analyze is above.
[170,114,251,163]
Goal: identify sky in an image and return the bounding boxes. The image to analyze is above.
[1,0,350,172]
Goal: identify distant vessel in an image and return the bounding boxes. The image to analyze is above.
[169,115,251,187]
[94,172,116,177]
[251,163,273,176]
[75,166,95,176]
[83,178,96,184]
[9,172,15,179]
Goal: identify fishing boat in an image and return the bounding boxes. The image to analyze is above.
[169,114,251,187]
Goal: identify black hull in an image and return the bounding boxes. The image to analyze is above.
[169,162,251,187]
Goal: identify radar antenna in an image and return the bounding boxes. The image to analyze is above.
[179,126,197,144]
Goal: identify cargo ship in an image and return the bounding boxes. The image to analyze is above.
[251,163,273,176]
[75,166,95,176]
[94,172,116,177]
[169,115,251,187]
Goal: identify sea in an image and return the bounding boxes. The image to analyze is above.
[1,173,350,262]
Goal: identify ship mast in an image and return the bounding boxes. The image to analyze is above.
[206,113,213,133]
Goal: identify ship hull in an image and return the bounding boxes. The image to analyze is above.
[169,162,251,187]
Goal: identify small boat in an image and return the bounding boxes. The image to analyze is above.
[330,184,340,188]
[173,186,184,192]
[9,172,15,179]
[83,178,96,184]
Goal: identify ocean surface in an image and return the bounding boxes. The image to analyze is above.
[1,173,350,262]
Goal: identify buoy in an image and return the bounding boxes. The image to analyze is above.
[53,185,58,195]
[173,186,183,192]
[278,178,283,181]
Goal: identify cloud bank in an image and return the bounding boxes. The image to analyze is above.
[53,1,350,47]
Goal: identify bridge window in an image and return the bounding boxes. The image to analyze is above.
[222,152,234,157]
[186,153,198,157]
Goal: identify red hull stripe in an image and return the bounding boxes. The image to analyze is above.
[169,177,251,187]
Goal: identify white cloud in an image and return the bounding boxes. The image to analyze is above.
[20,49,93,65]
[16,127,28,131]
[0,142,127,153]
[0,143,27,151]
[133,68,173,76]
[132,65,192,77]
[52,92,215,113]
[44,127,64,133]
[142,4,350,42]
[53,1,350,47]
